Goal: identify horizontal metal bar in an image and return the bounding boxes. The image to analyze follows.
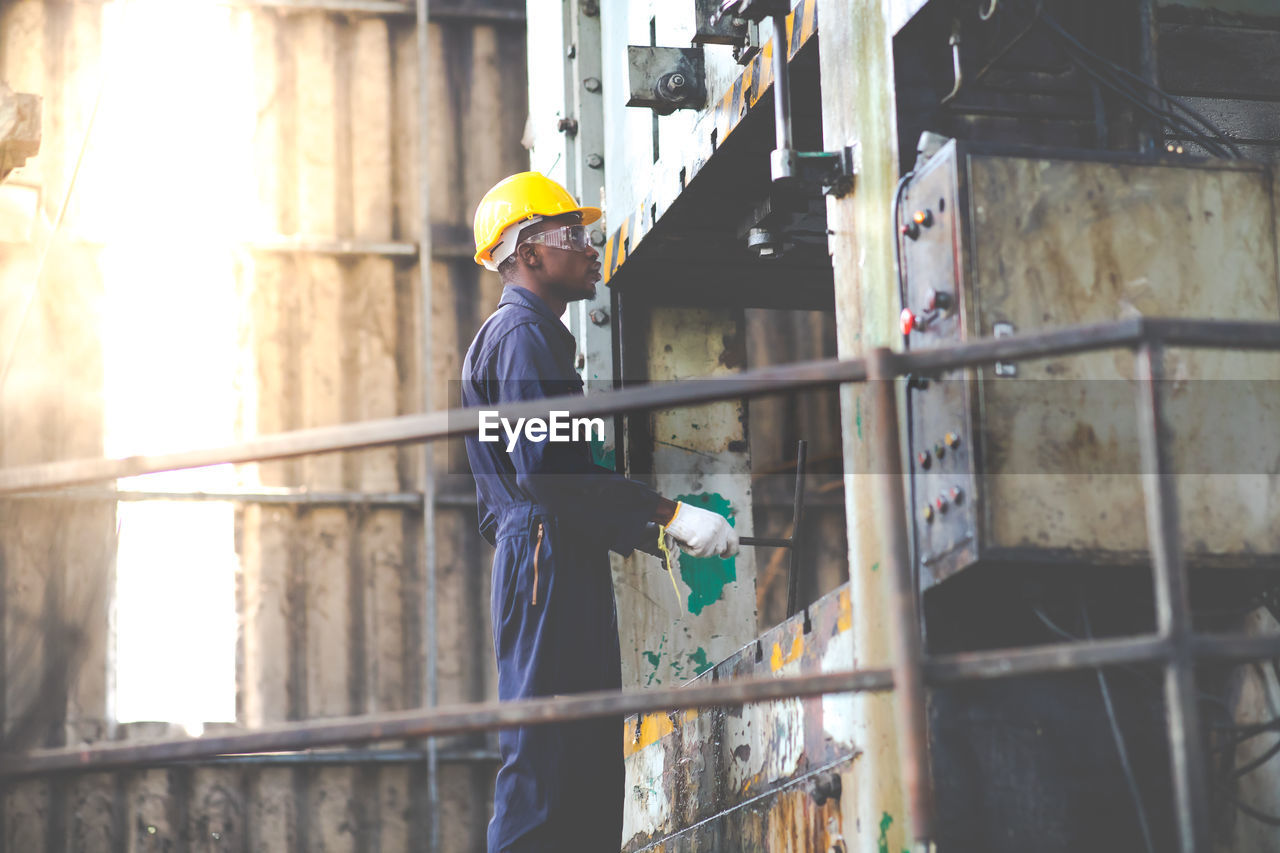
[1,318,1277,496]
[1193,632,1280,663]
[927,634,1171,681]
[0,670,889,777]
[218,0,525,22]
[243,237,419,257]
[7,628,1280,778]
[179,748,500,767]
[4,487,424,507]
[1147,318,1280,351]
[740,536,793,548]
[0,359,869,495]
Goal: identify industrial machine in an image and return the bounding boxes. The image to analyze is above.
[899,141,1280,588]
[527,0,1280,849]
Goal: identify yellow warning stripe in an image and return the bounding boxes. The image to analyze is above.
[602,0,817,286]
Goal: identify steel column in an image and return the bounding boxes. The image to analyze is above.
[1135,344,1210,853]
[414,1,440,849]
[868,348,934,847]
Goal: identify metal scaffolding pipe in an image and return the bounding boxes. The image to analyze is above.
[1135,344,1210,852]
[6,631,1278,779]
[414,0,440,848]
[3,318,1278,496]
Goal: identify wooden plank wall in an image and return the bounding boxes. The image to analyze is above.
[0,1,527,851]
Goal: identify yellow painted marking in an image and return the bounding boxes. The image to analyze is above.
[622,712,675,758]
[684,709,698,723]
[770,631,804,672]
[838,589,852,632]
[801,0,817,41]
[741,59,756,108]
[597,1,820,285]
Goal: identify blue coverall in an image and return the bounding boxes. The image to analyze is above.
[461,285,662,852]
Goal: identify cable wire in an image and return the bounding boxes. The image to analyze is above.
[1037,10,1242,158]
[1081,602,1156,853]
[1040,10,1241,154]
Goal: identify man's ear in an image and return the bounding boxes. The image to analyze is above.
[518,242,541,269]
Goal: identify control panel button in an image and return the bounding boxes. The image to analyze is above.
[950,486,964,505]
[917,451,931,470]
[922,504,934,523]
[900,308,918,336]
[935,495,948,513]
[912,209,934,228]
[944,432,960,450]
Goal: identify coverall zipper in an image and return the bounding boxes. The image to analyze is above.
[532,522,544,605]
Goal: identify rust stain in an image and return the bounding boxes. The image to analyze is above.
[770,631,804,672]
[623,712,676,759]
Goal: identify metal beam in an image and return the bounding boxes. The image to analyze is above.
[5,487,424,506]
[1,318,1279,495]
[149,748,500,767]
[219,0,525,24]
[868,348,934,845]
[243,236,419,257]
[6,631,1280,778]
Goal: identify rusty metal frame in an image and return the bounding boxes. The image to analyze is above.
[2,317,1278,853]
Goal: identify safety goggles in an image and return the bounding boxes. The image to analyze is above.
[520,224,591,253]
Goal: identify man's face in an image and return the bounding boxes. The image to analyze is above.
[520,213,601,302]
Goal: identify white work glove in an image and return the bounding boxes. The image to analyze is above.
[664,501,739,559]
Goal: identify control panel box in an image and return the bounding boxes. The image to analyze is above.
[899,140,1280,588]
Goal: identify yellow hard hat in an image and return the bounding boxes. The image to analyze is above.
[472,171,602,269]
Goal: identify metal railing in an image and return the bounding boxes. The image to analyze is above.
[2,316,1278,853]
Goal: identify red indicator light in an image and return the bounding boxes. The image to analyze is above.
[900,308,916,336]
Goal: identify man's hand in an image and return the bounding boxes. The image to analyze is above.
[664,502,739,558]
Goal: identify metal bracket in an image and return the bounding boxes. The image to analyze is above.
[710,0,790,24]
[693,0,750,45]
[625,46,707,115]
[773,146,857,197]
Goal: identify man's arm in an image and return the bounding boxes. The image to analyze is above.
[490,321,736,558]
[489,321,665,553]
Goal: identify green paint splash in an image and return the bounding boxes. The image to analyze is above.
[871,561,880,573]
[877,812,893,853]
[674,492,737,615]
[876,812,909,853]
[856,398,864,441]
[643,633,667,686]
[687,647,713,676]
[589,437,616,470]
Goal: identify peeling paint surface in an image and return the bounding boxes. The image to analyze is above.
[622,585,857,851]
[614,305,758,693]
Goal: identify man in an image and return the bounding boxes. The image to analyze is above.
[462,171,738,852]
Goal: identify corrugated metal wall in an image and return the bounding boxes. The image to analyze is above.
[0,1,526,850]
